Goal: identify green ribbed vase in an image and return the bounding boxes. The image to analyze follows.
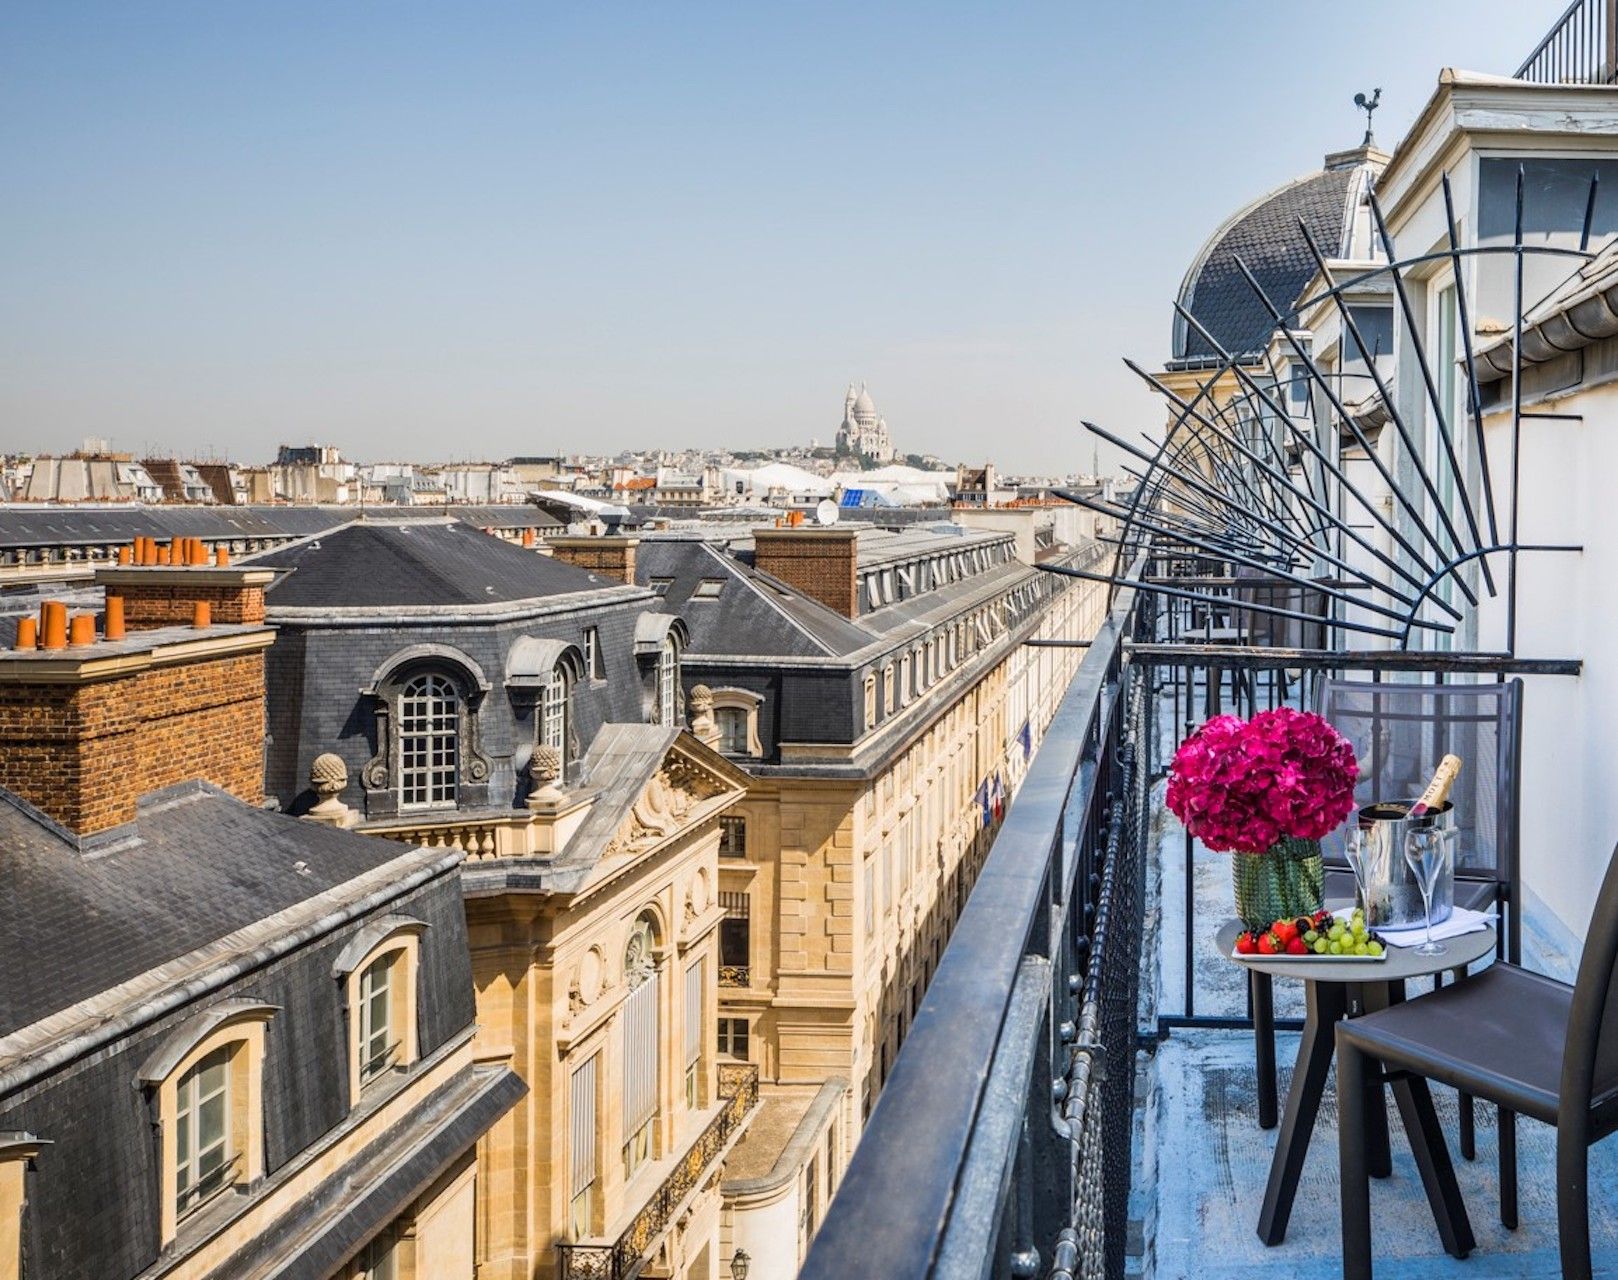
[1232,837,1324,931]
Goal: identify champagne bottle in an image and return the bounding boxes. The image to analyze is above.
[1407,754,1462,818]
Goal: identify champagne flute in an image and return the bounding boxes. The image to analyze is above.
[1344,820,1373,921]
[1403,825,1453,956]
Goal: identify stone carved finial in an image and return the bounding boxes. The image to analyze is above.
[305,752,358,828]
[526,743,566,809]
[689,683,719,746]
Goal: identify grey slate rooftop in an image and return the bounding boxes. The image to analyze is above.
[252,519,623,609]
[1172,165,1360,364]
[0,502,560,549]
[0,781,437,1041]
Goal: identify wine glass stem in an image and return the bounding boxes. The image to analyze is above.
[1420,886,1433,949]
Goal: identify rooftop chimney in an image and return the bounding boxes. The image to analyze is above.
[95,561,274,631]
[547,535,639,586]
[0,589,273,838]
[752,527,861,618]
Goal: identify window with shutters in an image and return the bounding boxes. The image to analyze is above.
[622,916,660,1177]
[684,959,704,1109]
[570,1054,598,1237]
[718,815,746,857]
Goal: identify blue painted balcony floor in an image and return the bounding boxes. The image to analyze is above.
[1137,750,1618,1279]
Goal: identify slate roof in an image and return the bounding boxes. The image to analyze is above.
[0,782,439,1042]
[1172,165,1360,364]
[637,536,872,657]
[0,503,559,549]
[252,519,619,609]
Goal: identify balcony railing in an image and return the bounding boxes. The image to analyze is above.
[556,1065,760,1280]
[717,965,750,988]
[804,564,1151,1280]
[1516,0,1618,83]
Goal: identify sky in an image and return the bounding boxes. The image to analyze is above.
[1,1,1557,474]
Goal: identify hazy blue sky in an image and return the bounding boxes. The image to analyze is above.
[2,2,1555,473]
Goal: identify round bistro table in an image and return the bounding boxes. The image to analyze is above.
[1214,913,1498,1255]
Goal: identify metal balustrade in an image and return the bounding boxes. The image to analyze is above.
[803,562,1150,1280]
[1517,0,1618,83]
[556,1064,760,1280]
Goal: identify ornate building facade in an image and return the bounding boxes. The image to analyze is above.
[0,560,523,1280]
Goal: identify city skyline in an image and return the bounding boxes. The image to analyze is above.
[4,3,1553,473]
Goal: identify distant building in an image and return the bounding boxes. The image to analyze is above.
[141,458,216,503]
[835,384,895,464]
[15,452,164,503]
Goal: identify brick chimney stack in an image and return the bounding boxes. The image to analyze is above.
[547,536,639,586]
[0,558,276,838]
[751,527,861,618]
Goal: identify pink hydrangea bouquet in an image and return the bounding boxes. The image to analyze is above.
[1166,707,1358,854]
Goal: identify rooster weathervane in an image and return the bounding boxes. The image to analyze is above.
[1354,87,1382,147]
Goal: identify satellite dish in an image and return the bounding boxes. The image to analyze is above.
[815,499,839,526]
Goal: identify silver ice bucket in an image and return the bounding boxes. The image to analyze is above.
[1351,800,1455,929]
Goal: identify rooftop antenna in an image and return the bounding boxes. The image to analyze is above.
[1354,87,1382,148]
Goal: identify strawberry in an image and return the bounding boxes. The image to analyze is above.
[1257,931,1283,955]
[1272,919,1298,945]
[1234,931,1258,955]
[1285,937,1309,955]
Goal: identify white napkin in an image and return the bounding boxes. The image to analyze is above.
[1377,905,1496,949]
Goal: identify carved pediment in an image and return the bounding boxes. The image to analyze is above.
[599,743,741,862]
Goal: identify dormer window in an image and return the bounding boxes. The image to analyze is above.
[542,664,571,761]
[398,672,458,809]
[174,1047,234,1219]
[658,638,679,725]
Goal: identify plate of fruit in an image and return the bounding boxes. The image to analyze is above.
[1232,908,1387,961]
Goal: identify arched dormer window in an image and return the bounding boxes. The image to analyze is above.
[361,646,494,819]
[658,638,679,726]
[334,916,427,1104]
[398,673,458,809]
[543,662,571,758]
[139,1000,277,1243]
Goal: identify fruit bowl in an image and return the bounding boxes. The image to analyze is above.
[1231,908,1387,962]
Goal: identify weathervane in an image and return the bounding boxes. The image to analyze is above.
[1354,87,1381,147]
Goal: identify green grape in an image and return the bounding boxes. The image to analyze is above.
[1313,938,1328,954]
[1354,942,1369,956]
[1367,941,1384,957]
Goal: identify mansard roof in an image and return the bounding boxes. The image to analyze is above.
[253,519,628,610]
[0,780,456,1061]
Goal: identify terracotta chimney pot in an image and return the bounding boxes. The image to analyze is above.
[104,595,126,640]
[14,617,37,650]
[214,545,230,566]
[41,601,68,651]
[117,545,132,566]
[157,545,171,566]
[192,601,211,629]
[68,615,95,647]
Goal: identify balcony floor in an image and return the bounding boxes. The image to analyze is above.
[1135,716,1618,1279]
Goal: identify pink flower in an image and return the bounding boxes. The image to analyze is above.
[1166,708,1358,854]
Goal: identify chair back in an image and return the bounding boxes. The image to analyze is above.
[1561,841,1618,1121]
[1319,679,1521,895]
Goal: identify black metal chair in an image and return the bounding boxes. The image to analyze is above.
[1248,679,1523,1140]
[1336,838,1618,1280]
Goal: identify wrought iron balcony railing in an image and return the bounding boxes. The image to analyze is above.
[803,566,1151,1280]
[1517,0,1618,83]
[556,1064,760,1280]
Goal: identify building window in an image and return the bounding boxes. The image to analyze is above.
[649,577,673,596]
[398,672,458,809]
[719,893,750,987]
[863,676,877,731]
[693,577,725,599]
[174,1046,234,1220]
[685,959,704,1109]
[623,914,660,1178]
[584,627,604,680]
[717,706,749,753]
[336,922,424,1104]
[657,638,679,726]
[570,1054,598,1238]
[884,664,896,715]
[354,1234,397,1280]
[864,857,876,939]
[718,1017,750,1060]
[719,814,747,857]
[542,664,571,762]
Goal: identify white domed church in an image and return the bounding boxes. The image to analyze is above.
[836,382,896,463]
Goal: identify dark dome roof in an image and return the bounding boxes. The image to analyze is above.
[1171,164,1366,365]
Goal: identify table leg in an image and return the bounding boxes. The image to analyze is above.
[1258,980,1346,1246]
[1251,970,1278,1130]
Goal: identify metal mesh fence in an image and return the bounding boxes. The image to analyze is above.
[1053,665,1149,1280]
